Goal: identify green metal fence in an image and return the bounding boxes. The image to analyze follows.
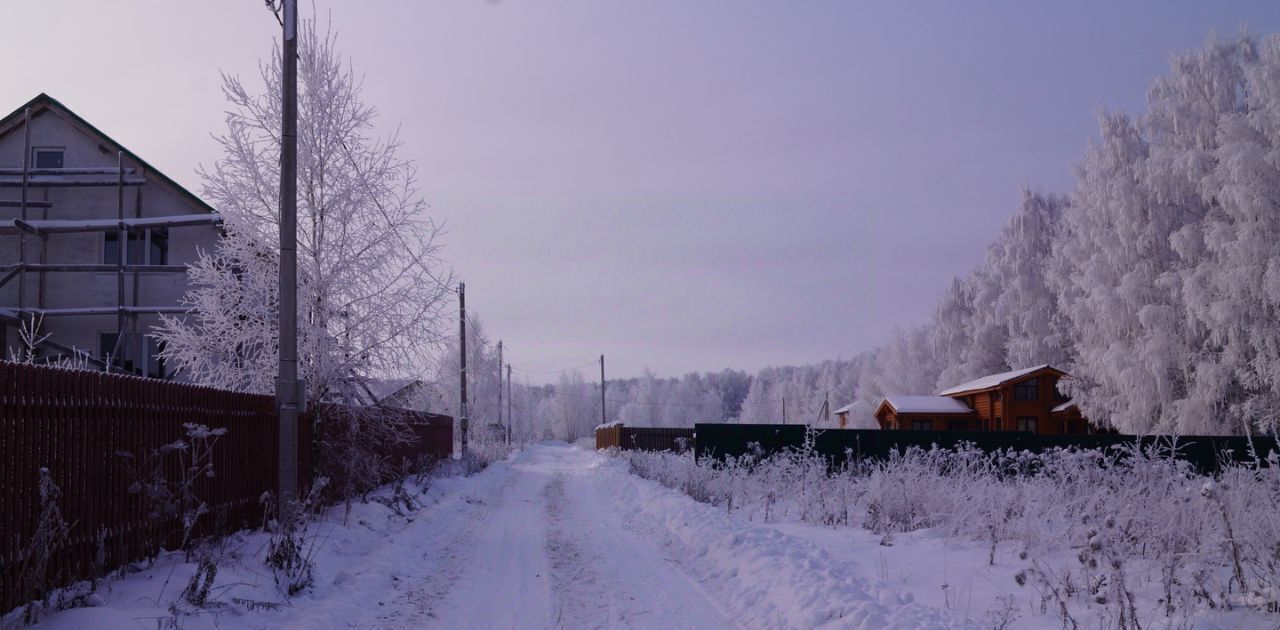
[693,424,1278,474]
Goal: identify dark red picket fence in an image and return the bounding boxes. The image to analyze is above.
[0,361,451,615]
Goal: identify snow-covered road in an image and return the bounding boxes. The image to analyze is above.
[418,444,733,630]
[35,443,961,629]
[372,443,958,629]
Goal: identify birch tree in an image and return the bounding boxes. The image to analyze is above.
[158,17,452,400]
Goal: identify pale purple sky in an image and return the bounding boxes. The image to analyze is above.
[8,2,1278,380]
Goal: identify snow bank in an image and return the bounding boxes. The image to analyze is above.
[592,454,961,629]
[618,443,1280,628]
[20,458,516,630]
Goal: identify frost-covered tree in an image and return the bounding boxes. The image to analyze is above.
[158,17,452,400]
[990,190,1069,370]
[1050,33,1276,434]
[427,315,520,447]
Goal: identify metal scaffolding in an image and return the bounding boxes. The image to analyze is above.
[0,106,223,373]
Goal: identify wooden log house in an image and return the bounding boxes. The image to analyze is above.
[874,365,1094,434]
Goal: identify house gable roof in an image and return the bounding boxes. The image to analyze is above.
[875,395,976,417]
[938,365,1066,397]
[0,93,218,216]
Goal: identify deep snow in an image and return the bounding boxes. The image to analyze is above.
[27,443,981,629]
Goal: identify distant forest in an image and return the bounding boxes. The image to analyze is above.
[433,32,1280,440]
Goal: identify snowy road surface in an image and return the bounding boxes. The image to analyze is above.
[419,444,733,630]
[37,443,960,629]
[371,444,959,629]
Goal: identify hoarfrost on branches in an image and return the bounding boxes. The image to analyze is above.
[156,16,453,402]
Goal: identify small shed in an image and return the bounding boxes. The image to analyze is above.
[873,395,977,431]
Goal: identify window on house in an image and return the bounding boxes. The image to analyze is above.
[911,419,932,431]
[105,229,168,265]
[1014,377,1039,401]
[148,229,169,265]
[1017,416,1037,433]
[32,147,64,169]
[947,418,968,431]
[145,336,166,379]
[98,332,135,373]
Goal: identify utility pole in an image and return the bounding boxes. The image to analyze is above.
[458,282,468,458]
[782,397,786,424]
[276,0,300,524]
[506,363,513,444]
[600,354,607,427]
[497,340,503,430]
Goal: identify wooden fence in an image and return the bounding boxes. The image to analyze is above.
[596,425,695,452]
[0,361,451,615]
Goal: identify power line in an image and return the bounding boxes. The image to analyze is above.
[530,386,781,409]
[508,359,600,375]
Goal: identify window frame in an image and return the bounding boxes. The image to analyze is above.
[910,419,932,431]
[1016,416,1038,433]
[1013,377,1039,401]
[104,228,168,266]
[31,146,65,169]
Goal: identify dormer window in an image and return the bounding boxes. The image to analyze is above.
[1014,377,1039,401]
[32,147,64,169]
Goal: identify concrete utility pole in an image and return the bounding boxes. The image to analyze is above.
[276,0,300,524]
[458,282,468,458]
[497,340,503,429]
[506,363,513,443]
[782,397,787,424]
[600,354,607,427]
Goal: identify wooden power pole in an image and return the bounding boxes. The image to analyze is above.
[600,354,607,427]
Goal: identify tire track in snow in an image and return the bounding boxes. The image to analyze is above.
[424,448,557,629]
[554,456,738,630]
[544,473,619,629]
[364,465,516,629]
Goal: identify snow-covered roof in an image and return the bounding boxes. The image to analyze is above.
[938,365,1058,396]
[331,377,429,410]
[832,404,854,415]
[880,396,974,414]
[1052,400,1077,413]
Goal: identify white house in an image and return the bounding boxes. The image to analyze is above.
[0,93,221,379]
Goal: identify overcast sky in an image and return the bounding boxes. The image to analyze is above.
[7,1,1278,381]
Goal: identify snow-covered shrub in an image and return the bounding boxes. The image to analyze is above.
[616,440,1280,621]
[3,469,72,626]
[265,476,329,597]
[115,423,227,564]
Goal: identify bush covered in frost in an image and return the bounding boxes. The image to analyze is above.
[620,438,1280,624]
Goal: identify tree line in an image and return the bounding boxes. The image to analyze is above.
[474,32,1280,438]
